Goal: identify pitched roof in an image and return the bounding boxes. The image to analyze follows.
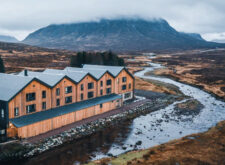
[10,94,122,127]
[43,69,89,83]
[64,67,107,79]
[18,70,65,87]
[0,73,33,101]
[83,64,124,77]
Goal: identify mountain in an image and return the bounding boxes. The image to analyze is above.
[0,35,18,43]
[23,18,225,52]
[181,32,205,41]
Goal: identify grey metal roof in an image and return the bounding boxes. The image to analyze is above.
[43,69,88,82]
[18,70,65,87]
[83,64,124,77]
[0,73,33,101]
[10,94,122,128]
[64,67,107,79]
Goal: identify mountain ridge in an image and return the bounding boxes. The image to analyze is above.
[0,35,18,43]
[23,18,225,52]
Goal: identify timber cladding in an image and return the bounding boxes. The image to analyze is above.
[8,80,52,119]
[4,66,134,138]
[51,77,77,108]
[16,99,121,138]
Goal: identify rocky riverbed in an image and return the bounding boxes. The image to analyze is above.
[0,92,181,165]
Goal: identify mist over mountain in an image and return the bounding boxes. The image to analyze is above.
[23,18,225,52]
[0,35,18,43]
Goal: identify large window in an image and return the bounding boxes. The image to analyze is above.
[1,109,4,118]
[14,107,19,117]
[106,79,112,86]
[42,90,46,99]
[100,89,103,96]
[125,92,131,99]
[26,93,36,102]
[100,81,103,87]
[26,104,36,114]
[129,83,131,89]
[122,77,127,83]
[80,84,84,91]
[56,88,60,96]
[88,82,94,89]
[88,91,94,98]
[65,96,72,104]
[81,93,84,101]
[122,85,127,90]
[65,86,72,94]
[106,88,111,94]
[42,102,46,110]
[56,99,60,106]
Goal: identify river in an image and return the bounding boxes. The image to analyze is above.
[25,61,225,165]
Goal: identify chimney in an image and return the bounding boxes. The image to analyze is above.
[24,69,28,76]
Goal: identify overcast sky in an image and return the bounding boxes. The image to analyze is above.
[0,0,225,41]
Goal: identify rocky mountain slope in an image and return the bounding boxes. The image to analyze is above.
[23,18,225,52]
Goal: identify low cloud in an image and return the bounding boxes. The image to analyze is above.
[0,0,225,40]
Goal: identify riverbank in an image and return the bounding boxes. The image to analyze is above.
[86,120,225,165]
[0,91,182,165]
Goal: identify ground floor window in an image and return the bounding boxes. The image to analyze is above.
[56,99,60,106]
[122,85,127,90]
[0,129,5,135]
[26,104,36,114]
[100,89,103,96]
[125,92,131,99]
[14,107,19,117]
[81,93,84,100]
[65,96,72,104]
[100,103,103,108]
[42,102,46,110]
[1,109,4,118]
[88,91,94,99]
[106,88,111,94]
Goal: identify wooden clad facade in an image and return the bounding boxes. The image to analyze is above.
[4,66,134,139]
[8,80,51,119]
[16,99,121,138]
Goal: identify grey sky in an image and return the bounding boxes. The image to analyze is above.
[0,0,225,41]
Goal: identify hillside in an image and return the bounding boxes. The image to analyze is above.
[23,18,225,52]
[0,35,18,43]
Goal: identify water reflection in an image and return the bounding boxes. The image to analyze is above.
[24,120,132,165]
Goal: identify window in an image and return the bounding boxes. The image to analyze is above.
[88,82,94,89]
[88,91,94,98]
[106,79,112,86]
[1,109,4,118]
[100,89,103,96]
[129,83,131,89]
[42,102,46,110]
[122,77,127,82]
[26,104,36,114]
[80,84,84,91]
[65,96,72,104]
[26,93,36,102]
[14,107,19,117]
[100,104,103,108]
[42,90,46,99]
[56,88,60,96]
[106,88,111,94]
[56,99,60,106]
[65,86,72,94]
[81,93,84,101]
[125,93,131,99]
[122,85,127,90]
[100,81,103,87]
